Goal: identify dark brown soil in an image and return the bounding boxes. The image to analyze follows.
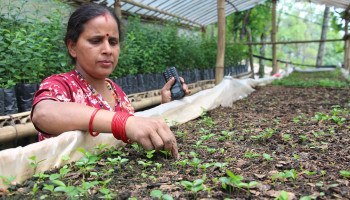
[2,85,350,200]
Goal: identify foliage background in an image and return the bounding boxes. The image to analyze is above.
[0,0,248,88]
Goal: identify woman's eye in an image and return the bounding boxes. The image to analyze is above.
[90,39,101,44]
[109,40,118,46]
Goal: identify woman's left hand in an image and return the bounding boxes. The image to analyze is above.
[161,77,191,104]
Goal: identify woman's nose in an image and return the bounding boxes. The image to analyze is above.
[102,40,112,54]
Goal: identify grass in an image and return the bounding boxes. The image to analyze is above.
[272,68,349,88]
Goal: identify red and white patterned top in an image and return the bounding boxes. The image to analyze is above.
[32,69,134,141]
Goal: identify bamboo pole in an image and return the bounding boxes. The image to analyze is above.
[246,27,255,78]
[271,0,277,75]
[344,9,350,70]
[215,0,225,85]
[114,0,122,20]
[242,39,343,45]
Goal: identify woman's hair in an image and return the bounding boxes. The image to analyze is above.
[64,4,121,63]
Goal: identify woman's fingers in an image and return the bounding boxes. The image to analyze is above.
[125,116,179,158]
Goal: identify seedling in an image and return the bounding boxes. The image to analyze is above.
[145,150,156,159]
[189,157,201,176]
[242,150,261,166]
[29,155,46,175]
[75,148,99,177]
[176,131,187,141]
[180,179,204,199]
[99,188,117,199]
[304,170,317,183]
[177,159,188,173]
[250,135,262,144]
[263,153,273,166]
[33,172,49,182]
[200,133,216,141]
[131,143,143,154]
[219,170,243,194]
[237,181,259,197]
[192,140,205,153]
[93,143,109,156]
[155,163,162,172]
[150,190,174,200]
[59,165,70,180]
[32,183,39,199]
[321,170,326,183]
[220,148,225,155]
[190,151,198,158]
[0,175,16,194]
[107,156,129,172]
[340,169,350,179]
[214,162,228,176]
[43,184,56,198]
[138,160,153,170]
[285,169,298,186]
[299,135,308,144]
[206,147,216,154]
[199,163,213,174]
[221,130,235,141]
[159,150,171,159]
[292,153,299,161]
[276,190,289,200]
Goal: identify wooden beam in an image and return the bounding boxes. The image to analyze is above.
[215,0,225,85]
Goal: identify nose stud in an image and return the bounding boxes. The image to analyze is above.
[106,33,109,37]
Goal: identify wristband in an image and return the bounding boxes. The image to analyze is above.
[89,108,101,136]
[111,112,134,144]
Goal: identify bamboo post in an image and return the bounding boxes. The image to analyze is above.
[271,0,277,75]
[201,26,207,39]
[114,0,122,20]
[246,27,255,78]
[344,9,350,70]
[215,0,225,85]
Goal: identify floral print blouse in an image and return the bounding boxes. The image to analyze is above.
[32,69,134,141]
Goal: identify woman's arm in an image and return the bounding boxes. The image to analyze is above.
[32,99,179,158]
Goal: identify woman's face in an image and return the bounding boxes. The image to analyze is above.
[68,13,120,80]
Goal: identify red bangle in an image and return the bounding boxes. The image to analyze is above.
[111,112,134,144]
[89,108,101,137]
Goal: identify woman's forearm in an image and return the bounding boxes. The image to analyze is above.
[32,100,114,134]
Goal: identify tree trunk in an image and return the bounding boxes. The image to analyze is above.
[316,6,330,67]
[240,9,251,41]
[259,24,269,78]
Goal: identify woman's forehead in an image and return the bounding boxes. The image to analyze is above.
[83,14,119,34]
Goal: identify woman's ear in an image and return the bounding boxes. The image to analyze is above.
[67,40,77,58]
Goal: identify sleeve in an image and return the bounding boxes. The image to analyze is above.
[32,75,73,108]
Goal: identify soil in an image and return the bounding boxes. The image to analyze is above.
[1,84,350,200]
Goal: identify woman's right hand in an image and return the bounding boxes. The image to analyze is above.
[125,116,179,159]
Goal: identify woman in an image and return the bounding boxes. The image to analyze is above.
[31,4,190,159]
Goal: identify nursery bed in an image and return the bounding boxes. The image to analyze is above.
[1,84,350,199]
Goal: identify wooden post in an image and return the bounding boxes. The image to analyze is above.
[201,26,207,39]
[215,0,225,85]
[246,28,255,78]
[114,0,122,20]
[271,0,277,75]
[344,9,350,70]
